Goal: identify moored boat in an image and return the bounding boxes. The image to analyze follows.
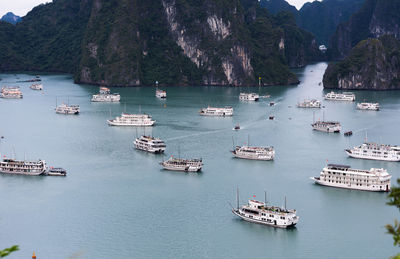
[232,192,299,228]
[91,87,120,102]
[0,158,46,176]
[55,103,80,115]
[311,121,341,133]
[107,113,155,126]
[239,93,259,101]
[30,84,43,90]
[311,164,391,192]
[156,89,167,98]
[1,86,23,99]
[231,145,274,160]
[199,106,233,116]
[346,142,400,162]
[160,157,203,172]
[297,99,321,108]
[324,91,355,101]
[134,135,166,153]
[46,167,67,176]
[357,102,379,111]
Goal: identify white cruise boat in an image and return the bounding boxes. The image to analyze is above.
[297,99,321,108]
[160,157,203,172]
[324,91,355,101]
[30,84,43,90]
[311,121,341,133]
[134,135,166,153]
[1,86,23,99]
[199,106,233,116]
[346,142,400,161]
[156,89,167,98]
[311,164,391,192]
[91,87,120,102]
[107,113,155,126]
[232,197,299,228]
[55,103,80,115]
[0,158,46,176]
[239,93,259,101]
[357,102,379,111]
[232,146,275,160]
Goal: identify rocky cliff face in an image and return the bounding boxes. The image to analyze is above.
[0,0,321,86]
[323,35,400,90]
[330,0,400,59]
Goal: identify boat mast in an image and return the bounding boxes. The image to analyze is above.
[264,191,267,205]
[365,131,368,143]
[284,196,287,210]
[237,187,239,210]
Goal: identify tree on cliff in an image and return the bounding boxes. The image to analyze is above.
[0,246,18,257]
[386,179,400,259]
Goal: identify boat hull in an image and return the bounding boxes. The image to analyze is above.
[311,177,390,192]
[232,209,296,228]
[232,152,273,161]
[0,169,45,176]
[107,120,155,126]
[160,163,202,172]
[345,150,400,162]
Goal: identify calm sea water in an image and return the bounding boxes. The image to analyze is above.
[1,63,399,259]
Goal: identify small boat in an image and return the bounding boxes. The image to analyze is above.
[1,86,23,99]
[156,89,167,98]
[269,102,275,106]
[91,87,120,102]
[46,168,67,176]
[199,106,233,116]
[269,115,274,120]
[357,102,379,111]
[55,103,80,115]
[30,84,43,90]
[160,157,203,172]
[239,93,259,101]
[344,131,353,136]
[233,124,240,130]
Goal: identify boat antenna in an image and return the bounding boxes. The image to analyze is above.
[237,187,239,209]
[365,131,368,143]
[264,191,267,205]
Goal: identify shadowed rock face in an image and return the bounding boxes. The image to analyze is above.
[329,0,400,60]
[0,0,321,86]
[323,35,400,90]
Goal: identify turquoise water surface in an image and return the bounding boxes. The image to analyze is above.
[0,63,399,258]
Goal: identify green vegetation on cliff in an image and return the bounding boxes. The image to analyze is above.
[323,35,400,90]
[0,0,321,86]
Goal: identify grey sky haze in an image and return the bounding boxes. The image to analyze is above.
[0,0,317,17]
